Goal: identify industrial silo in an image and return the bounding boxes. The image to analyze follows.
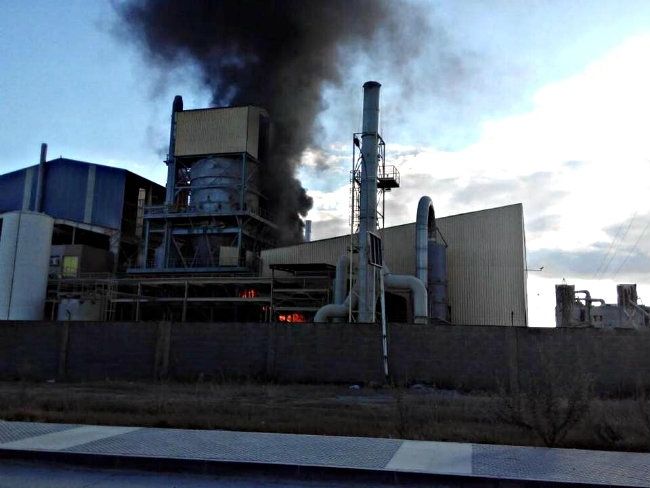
[0,211,53,320]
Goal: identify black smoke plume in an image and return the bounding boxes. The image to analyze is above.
[117,0,424,244]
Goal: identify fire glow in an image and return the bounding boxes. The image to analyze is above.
[278,313,306,323]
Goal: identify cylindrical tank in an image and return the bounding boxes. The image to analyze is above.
[0,211,54,320]
[57,298,103,321]
[427,240,449,322]
[190,157,259,213]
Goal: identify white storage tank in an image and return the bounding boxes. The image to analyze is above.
[0,211,54,320]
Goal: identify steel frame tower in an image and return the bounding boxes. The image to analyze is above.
[349,82,400,322]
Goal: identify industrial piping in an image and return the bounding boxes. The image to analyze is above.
[34,143,47,213]
[382,267,428,324]
[416,196,436,284]
[334,254,350,305]
[165,95,183,205]
[314,283,358,322]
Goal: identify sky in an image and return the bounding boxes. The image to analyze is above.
[2,0,650,326]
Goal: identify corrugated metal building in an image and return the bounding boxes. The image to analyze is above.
[0,158,165,271]
[262,203,528,326]
[0,158,163,231]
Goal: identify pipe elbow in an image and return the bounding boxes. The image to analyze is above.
[416,196,436,285]
[314,304,348,323]
[416,196,435,238]
[384,273,428,324]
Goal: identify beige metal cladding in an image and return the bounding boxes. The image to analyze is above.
[174,106,267,159]
[261,203,527,326]
[437,204,526,327]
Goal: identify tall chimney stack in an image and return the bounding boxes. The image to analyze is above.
[358,81,381,322]
[34,143,47,212]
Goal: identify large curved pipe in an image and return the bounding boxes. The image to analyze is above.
[383,270,428,324]
[334,254,350,305]
[416,196,436,285]
[314,284,357,323]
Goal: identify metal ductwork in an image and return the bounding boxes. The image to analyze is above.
[314,254,351,323]
[416,196,436,284]
[416,196,449,322]
[334,254,350,305]
[165,95,183,205]
[314,283,358,323]
[383,269,428,324]
[314,86,446,325]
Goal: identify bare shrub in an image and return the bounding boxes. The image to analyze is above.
[392,388,411,438]
[591,411,624,448]
[499,353,593,447]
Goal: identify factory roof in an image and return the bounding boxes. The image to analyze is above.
[0,157,164,231]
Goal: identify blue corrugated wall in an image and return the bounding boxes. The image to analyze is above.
[42,160,90,223]
[92,165,126,229]
[0,159,126,230]
[0,169,25,211]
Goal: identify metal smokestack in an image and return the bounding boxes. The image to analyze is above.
[165,95,183,205]
[358,81,381,322]
[304,220,312,242]
[34,143,47,212]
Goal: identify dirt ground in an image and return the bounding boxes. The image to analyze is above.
[0,380,648,452]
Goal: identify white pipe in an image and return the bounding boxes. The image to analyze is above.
[334,254,350,305]
[383,268,428,324]
[314,284,358,323]
[416,196,436,285]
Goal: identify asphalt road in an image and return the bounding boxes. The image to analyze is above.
[0,460,399,488]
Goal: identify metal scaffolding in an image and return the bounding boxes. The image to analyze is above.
[47,266,334,323]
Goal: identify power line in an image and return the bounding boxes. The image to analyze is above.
[598,213,637,278]
[613,221,650,279]
[593,212,636,278]
[593,217,627,277]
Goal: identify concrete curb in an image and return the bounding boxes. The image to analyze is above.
[0,447,628,487]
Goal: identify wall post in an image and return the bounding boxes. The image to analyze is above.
[57,322,70,379]
[154,321,172,380]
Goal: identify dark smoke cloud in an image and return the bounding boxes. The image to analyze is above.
[116,0,427,244]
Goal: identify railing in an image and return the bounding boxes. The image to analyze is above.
[139,255,261,271]
[378,165,400,185]
[144,203,275,222]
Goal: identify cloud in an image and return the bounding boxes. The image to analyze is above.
[563,160,586,169]
[309,217,348,242]
[526,214,561,233]
[528,211,650,280]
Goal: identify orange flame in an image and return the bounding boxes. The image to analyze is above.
[239,289,258,298]
[278,313,306,323]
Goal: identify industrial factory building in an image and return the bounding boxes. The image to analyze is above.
[263,204,527,326]
[556,283,650,329]
[0,155,165,273]
[0,82,529,326]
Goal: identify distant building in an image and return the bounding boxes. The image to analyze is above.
[555,283,650,328]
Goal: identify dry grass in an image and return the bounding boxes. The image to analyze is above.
[0,380,648,452]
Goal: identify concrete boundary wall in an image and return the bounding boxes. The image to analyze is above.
[1,322,649,395]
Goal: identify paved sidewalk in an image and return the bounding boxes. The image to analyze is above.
[0,421,649,486]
